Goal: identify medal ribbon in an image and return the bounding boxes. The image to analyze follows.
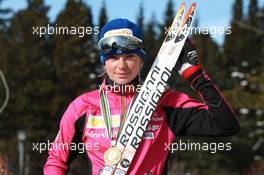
[117,95,126,139]
[99,89,113,140]
[99,89,129,142]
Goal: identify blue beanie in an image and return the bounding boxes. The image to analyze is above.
[99,18,145,64]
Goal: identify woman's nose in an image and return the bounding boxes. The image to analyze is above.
[117,57,127,69]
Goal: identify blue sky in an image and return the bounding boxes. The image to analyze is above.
[1,0,264,45]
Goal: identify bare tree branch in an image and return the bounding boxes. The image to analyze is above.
[257,12,264,18]
[234,20,264,35]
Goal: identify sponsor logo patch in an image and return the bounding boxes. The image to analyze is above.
[86,114,120,129]
[147,124,160,132]
[143,132,155,139]
[104,28,133,37]
[151,116,163,122]
[85,130,118,139]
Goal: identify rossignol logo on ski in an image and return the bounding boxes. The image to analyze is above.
[119,65,171,149]
[101,2,197,175]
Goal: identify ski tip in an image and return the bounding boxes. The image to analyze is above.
[179,2,186,7]
[173,1,185,26]
[177,2,185,13]
[178,3,185,14]
[180,2,197,28]
[186,2,196,14]
[191,2,197,8]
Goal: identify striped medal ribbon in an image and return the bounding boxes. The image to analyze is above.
[99,88,130,167]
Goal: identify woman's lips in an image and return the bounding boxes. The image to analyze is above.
[116,74,128,78]
[115,73,129,77]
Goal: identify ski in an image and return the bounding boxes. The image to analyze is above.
[101,2,196,175]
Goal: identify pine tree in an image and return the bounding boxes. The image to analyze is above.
[0,0,11,78]
[141,14,159,79]
[260,5,264,61]
[224,0,244,68]
[159,0,174,43]
[0,0,11,105]
[164,0,174,28]
[136,1,144,31]
[249,0,258,25]
[0,0,11,29]
[49,0,100,173]
[52,0,98,119]
[0,1,12,147]
[8,0,52,131]
[241,0,261,72]
[98,0,108,33]
[222,0,264,173]
[4,0,53,173]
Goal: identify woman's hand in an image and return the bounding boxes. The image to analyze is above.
[175,38,201,80]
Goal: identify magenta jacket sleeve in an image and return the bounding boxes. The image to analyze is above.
[43,102,81,175]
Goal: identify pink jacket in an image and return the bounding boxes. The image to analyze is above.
[44,72,240,175]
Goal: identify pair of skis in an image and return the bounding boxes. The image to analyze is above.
[101,2,197,175]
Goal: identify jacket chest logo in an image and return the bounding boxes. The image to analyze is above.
[86,114,120,129]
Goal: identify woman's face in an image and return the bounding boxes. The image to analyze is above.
[104,54,142,84]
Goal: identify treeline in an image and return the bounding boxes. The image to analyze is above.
[0,0,263,174]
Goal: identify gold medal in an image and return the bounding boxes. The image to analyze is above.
[104,146,122,166]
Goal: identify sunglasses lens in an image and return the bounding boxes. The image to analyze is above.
[98,36,144,54]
